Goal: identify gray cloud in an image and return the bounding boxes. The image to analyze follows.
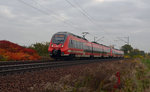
[0,0,150,52]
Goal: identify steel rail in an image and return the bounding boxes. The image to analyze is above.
[0,58,123,76]
[0,60,53,66]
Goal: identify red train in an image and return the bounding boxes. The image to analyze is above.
[48,32,124,59]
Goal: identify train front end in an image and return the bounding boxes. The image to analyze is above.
[48,32,69,59]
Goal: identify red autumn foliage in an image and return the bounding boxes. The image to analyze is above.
[0,40,41,61]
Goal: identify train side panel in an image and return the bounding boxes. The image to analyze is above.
[48,32,124,59]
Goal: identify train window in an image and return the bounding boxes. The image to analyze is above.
[93,47,94,51]
[73,40,75,48]
[69,40,71,48]
[83,43,86,50]
[79,42,81,49]
[80,42,82,49]
[52,34,67,44]
[73,40,76,48]
[71,40,73,44]
[78,41,80,49]
[85,45,88,50]
[77,41,79,49]
[69,39,73,48]
[71,40,74,48]
[76,41,78,49]
[74,41,82,49]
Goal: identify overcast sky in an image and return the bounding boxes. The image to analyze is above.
[0,0,150,52]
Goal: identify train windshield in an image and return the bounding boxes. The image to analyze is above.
[52,34,67,44]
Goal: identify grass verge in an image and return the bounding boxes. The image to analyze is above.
[30,59,150,92]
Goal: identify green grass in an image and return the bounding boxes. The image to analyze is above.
[142,58,150,69]
[30,59,150,92]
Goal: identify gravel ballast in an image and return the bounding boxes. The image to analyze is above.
[0,60,126,92]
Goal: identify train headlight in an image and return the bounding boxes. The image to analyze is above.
[61,45,64,47]
[51,44,53,47]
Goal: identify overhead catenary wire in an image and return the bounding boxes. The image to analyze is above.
[18,0,82,32]
[18,0,108,36]
[73,0,97,24]
[18,0,49,15]
[65,0,109,34]
[18,0,116,46]
[65,0,114,43]
[64,0,95,24]
[31,0,78,27]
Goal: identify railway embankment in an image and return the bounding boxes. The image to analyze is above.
[0,58,150,92]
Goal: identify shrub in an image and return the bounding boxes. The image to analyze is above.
[0,40,41,61]
[29,42,49,56]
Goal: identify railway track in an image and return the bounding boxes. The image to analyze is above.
[0,58,123,76]
[0,60,51,66]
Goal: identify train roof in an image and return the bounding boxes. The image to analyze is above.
[56,32,88,41]
[56,32,123,52]
[92,41,123,51]
[91,41,110,48]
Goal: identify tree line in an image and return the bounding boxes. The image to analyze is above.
[28,42,50,59]
[121,44,150,58]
